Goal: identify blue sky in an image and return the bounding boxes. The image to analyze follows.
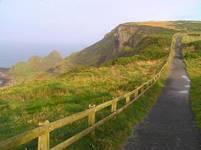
[0,0,201,67]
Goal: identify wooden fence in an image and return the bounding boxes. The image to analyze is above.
[0,35,177,150]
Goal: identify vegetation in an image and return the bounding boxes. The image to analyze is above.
[126,21,201,32]
[182,34,201,44]
[183,40,201,130]
[173,21,201,32]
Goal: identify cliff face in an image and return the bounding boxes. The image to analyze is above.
[114,25,140,48]
[52,24,174,73]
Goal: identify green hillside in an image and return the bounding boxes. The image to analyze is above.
[173,21,201,32]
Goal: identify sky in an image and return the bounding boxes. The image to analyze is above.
[0,0,201,67]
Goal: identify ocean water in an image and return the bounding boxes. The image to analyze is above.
[0,43,85,68]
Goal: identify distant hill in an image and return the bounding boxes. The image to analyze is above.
[9,50,63,80]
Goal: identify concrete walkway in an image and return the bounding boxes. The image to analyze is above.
[122,38,201,150]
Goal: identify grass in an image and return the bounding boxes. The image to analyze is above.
[182,34,201,44]
[173,21,201,32]
[183,40,201,130]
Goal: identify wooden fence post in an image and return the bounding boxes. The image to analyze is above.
[38,120,49,150]
[151,80,153,85]
[126,95,130,104]
[111,99,117,113]
[88,104,96,135]
[135,91,138,98]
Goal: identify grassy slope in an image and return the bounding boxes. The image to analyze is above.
[183,40,201,130]
[173,21,201,32]
[126,21,201,32]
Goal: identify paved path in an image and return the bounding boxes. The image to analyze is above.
[122,38,201,150]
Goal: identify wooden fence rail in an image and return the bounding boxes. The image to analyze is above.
[0,35,177,150]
